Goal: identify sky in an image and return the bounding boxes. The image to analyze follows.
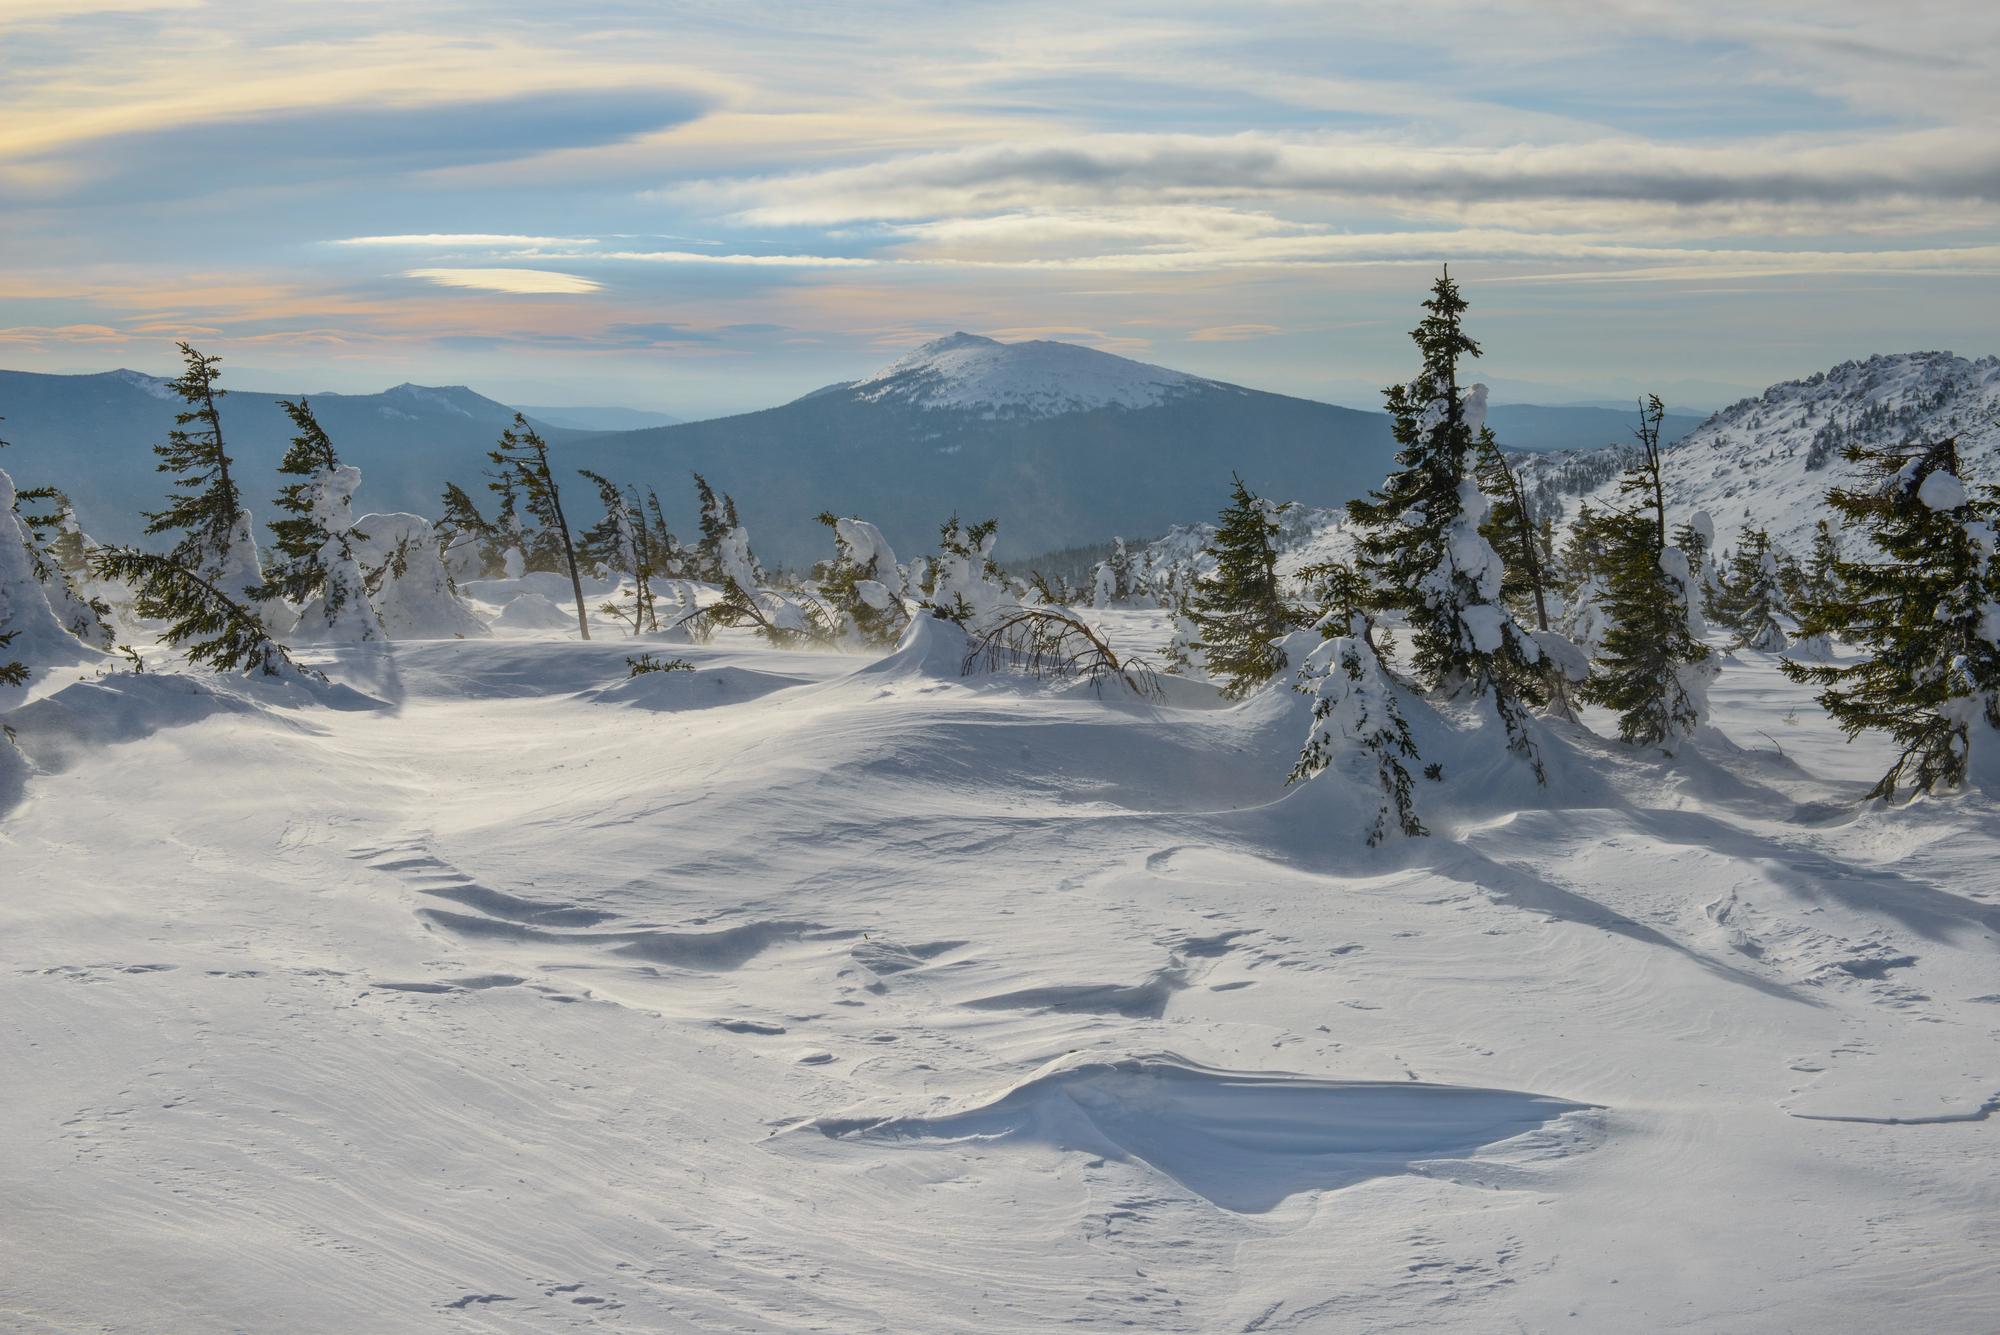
[3,0,1997,417]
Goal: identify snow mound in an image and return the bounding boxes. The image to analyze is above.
[850,610,972,682]
[584,664,807,712]
[805,1052,1595,1213]
[492,592,575,630]
[851,332,1211,418]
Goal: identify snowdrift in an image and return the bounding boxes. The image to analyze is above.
[801,1051,1595,1213]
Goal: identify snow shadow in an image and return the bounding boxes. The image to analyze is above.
[805,1053,1594,1213]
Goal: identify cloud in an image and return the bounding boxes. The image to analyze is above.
[405,268,604,294]
[10,87,713,204]
[1187,323,1283,341]
[590,250,879,267]
[337,234,596,249]
[687,130,2000,226]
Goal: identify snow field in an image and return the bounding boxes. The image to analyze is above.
[1,602,1997,1332]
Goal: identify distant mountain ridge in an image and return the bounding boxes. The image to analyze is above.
[1513,351,2000,552]
[0,336,1733,567]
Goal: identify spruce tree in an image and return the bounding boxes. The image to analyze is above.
[1782,436,2000,799]
[488,414,588,639]
[143,342,265,606]
[578,470,652,633]
[1578,397,1711,749]
[691,473,729,582]
[260,398,379,642]
[1346,268,1545,772]
[438,482,497,579]
[1290,614,1426,846]
[1712,528,1790,652]
[813,512,908,647]
[1795,519,1843,608]
[1186,474,1293,698]
[12,484,113,648]
[89,547,315,679]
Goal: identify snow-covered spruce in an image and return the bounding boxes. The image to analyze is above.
[488,415,586,638]
[261,399,381,645]
[1712,528,1791,652]
[1347,273,1545,779]
[350,513,488,640]
[1090,538,1138,608]
[142,343,269,617]
[1289,614,1426,846]
[813,513,909,648]
[1783,437,2000,798]
[10,485,114,651]
[1579,397,1714,751]
[914,515,1016,635]
[1,468,107,704]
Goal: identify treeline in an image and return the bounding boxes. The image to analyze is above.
[1148,269,2000,823]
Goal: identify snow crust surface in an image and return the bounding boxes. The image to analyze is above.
[2,605,1998,1332]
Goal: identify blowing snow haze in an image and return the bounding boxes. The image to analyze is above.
[6,4,2000,1333]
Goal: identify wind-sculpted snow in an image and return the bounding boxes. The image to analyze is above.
[3,616,1999,1331]
[801,1052,1595,1213]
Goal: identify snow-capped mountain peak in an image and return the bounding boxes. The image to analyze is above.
[850,331,1215,417]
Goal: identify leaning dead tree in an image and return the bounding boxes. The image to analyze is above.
[963,606,1160,698]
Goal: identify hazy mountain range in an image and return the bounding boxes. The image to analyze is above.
[3,335,1702,566]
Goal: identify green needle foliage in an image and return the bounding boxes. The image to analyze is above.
[1186,474,1293,698]
[489,414,588,639]
[89,546,317,679]
[1783,436,2000,799]
[1579,396,1711,750]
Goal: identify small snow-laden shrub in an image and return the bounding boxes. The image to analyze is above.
[812,513,910,648]
[627,653,694,678]
[1289,614,1426,846]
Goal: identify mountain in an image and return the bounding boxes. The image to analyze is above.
[511,404,683,432]
[0,370,605,545]
[1513,351,2000,553]
[1484,403,1702,454]
[570,332,1403,565]
[0,337,1736,569]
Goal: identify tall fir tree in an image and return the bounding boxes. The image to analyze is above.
[488,414,589,639]
[691,472,730,582]
[1186,474,1293,698]
[1711,528,1790,652]
[1346,269,1545,774]
[260,398,380,642]
[143,342,265,606]
[1578,396,1712,749]
[1782,437,2000,798]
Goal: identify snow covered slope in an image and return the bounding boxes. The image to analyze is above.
[852,331,1213,416]
[3,608,1996,1332]
[1516,351,2000,550]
